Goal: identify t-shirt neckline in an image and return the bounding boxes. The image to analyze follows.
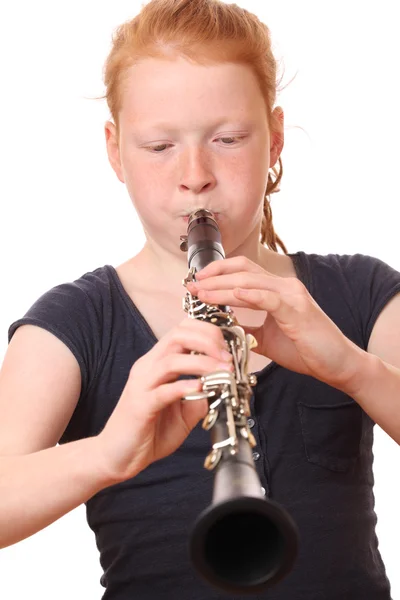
[106,251,310,378]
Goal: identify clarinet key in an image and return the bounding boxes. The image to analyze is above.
[204,447,222,470]
[203,408,219,430]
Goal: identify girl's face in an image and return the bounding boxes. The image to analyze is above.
[105,56,283,258]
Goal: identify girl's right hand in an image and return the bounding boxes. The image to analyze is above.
[95,317,234,484]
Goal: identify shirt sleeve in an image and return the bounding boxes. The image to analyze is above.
[338,253,400,350]
[8,277,104,401]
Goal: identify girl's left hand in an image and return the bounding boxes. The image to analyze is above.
[185,256,363,391]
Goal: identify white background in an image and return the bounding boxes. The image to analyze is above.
[0,1,399,598]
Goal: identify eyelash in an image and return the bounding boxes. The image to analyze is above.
[146,136,245,153]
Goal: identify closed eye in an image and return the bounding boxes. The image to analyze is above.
[218,136,244,145]
[145,136,246,153]
[147,143,170,153]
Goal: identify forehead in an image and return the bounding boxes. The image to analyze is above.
[120,57,265,124]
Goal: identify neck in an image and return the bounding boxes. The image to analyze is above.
[133,236,277,297]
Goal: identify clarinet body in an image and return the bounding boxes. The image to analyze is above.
[179,209,299,595]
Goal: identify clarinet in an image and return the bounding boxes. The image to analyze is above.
[179,209,299,595]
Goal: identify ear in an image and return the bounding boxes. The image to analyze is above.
[269,106,284,168]
[104,121,125,184]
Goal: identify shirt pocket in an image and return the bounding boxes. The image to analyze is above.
[297,400,362,472]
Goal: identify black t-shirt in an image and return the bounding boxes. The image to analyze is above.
[8,251,400,600]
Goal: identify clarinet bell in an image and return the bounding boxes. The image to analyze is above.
[189,434,299,595]
[189,493,299,595]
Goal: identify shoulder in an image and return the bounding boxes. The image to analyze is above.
[291,250,400,285]
[293,250,400,312]
[61,264,118,298]
[8,264,118,344]
[294,251,400,357]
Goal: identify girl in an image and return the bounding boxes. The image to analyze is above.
[1,0,400,598]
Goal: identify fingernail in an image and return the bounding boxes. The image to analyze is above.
[182,379,202,392]
[218,362,234,371]
[220,350,232,361]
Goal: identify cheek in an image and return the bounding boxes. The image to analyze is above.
[228,152,269,196]
[121,152,169,200]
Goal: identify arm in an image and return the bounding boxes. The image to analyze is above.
[340,349,400,446]
[338,292,400,445]
[0,325,119,549]
[0,437,117,549]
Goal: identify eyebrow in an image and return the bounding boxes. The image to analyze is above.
[134,118,253,133]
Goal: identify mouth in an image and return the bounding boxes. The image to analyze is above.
[182,213,220,223]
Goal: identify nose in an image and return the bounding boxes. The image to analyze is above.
[178,145,217,194]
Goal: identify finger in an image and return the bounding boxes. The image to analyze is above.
[235,288,313,331]
[195,288,251,307]
[194,286,280,310]
[234,288,282,312]
[149,353,234,389]
[149,377,205,416]
[196,256,263,279]
[180,394,209,430]
[151,320,229,361]
[189,272,283,294]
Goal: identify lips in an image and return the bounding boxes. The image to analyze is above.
[182,213,220,222]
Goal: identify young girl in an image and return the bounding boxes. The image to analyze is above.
[1,0,400,598]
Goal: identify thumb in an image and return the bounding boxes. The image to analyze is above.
[181,398,208,430]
